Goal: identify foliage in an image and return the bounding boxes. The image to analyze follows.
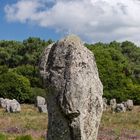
[0,37,139,104]
[0,72,31,103]
[0,65,8,74]
[12,65,42,88]
[86,41,140,104]
[0,37,52,103]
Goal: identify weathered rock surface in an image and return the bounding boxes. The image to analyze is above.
[123,99,133,111]
[36,96,47,113]
[0,98,21,113]
[0,98,11,108]
[40,35,103,140]
[0,98,5,107]
[36,96,46,107]
[110,99,117,113]
[38,104,48,113]
[40,43,54,80]
[103,97,108,111]
[6,99,21,113]
[115,103,126,112]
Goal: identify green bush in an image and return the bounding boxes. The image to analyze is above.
[0,38,140,104]
[87,42,140,104]
[15,135,33,140]
[12,65,42,87]
[0,72,32,103]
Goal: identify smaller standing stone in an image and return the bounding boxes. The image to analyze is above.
[36,96,46,106]
[125,99,133,111]
[6,99,21,113]
[38,104,48,113]
[115,103,126,112]
[0,98,4,107]
[103,97,108,111]
[36,96,47,113]
[1,98,11,108]
[110,99,117,113]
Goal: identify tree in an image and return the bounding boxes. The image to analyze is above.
[0,72,32,103]
[12,65,42,87]
[86,41,140,104]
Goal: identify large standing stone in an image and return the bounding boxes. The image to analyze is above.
[40,35,103,140]
[40,43,54,79]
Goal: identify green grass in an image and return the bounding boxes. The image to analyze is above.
[0,104,140,140]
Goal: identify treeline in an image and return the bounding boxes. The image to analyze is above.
[0,37,140,104]
[86,41,140,104]
[0,37,53,103]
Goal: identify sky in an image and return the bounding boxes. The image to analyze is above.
[0,0,140,44]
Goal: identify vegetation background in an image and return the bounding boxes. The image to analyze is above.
[0,37,139,104]
[0,38,140,139]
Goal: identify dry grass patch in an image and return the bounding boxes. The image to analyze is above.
[0,104,140,140]
[98,106,140,140]
[0,104,47,140]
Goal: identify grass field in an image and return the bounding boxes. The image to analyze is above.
[0,105,140,140]
[0,104,47,140]
[98,106,140,140]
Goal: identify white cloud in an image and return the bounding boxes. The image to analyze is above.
[4,0,140,43]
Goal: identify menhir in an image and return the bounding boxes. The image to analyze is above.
[40,35,103,140]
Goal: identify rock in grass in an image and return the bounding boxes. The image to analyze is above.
[0,98,4,107]
[0,98,10,108]
[123,99,133,111]
[36,96,46,107]
[126,99,133,111]
[115,103,126,112]
[103,97,108,111]
[110,99,117,113]
[36,96,47,113]
[40,35,103,140]
[6,99,21,113]
[38,104,48,113]
[0,98,21,113]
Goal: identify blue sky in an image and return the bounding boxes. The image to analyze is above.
[1,0,140,44]
[0,0,60,41]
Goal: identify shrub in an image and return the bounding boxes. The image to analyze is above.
[0,72,32,103]
[13,65,42,87]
